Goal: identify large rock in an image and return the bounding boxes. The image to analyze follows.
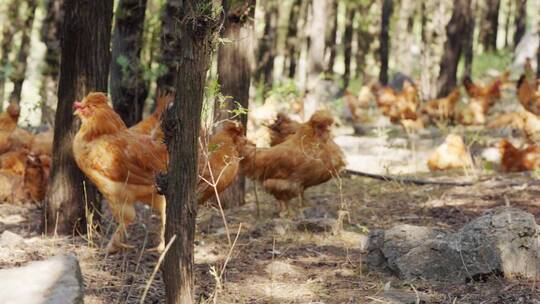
[367,208,540,283]
[0,254,84,304]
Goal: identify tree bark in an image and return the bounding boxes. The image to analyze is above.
[40,0,64,126]
[437,0,471,97]
[256,0,278,89]
[9,0,38,105]
[304,0,328,119]
[214,0,255,208]
[392,0,416,76]
[159,1,219,303]
[325,0,338,74]
[463,0,477,76]
[354,1,375,79]
[342,5,355,88]
[379,0,393,85]
[44,0,112,235]
[110,0,149,127]
[0,0,21,106]
[283,0,301,78]
[537,19,540,79]
[513,0,527,48]
[479,0,501,52]
[503,0,512,48]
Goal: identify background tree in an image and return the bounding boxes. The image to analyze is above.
[214,0,256,208]
[463,0,477,76]
[40,0,64,125]
[283,0,302,78]
[0,0,21,105]
[513,0,527,48]
[325,0,338,74]
[44,0,112,235]
[110,0,149,127]
[479,0,501,52]
[437,0,471,97]
[255,0,278,89]
[342,3,356,88]
[9,0,38,105]
[392,0,416,76]
[379,0,393,85]
[158,0,220,303]
[304,0,328,119]
[354,1,375,80]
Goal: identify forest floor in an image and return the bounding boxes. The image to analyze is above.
[2,89,540,303]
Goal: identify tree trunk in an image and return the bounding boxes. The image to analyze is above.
[325,0,338,74]
[214,0,255,208]
[110,0,149,127]
[503,0,512,49]
[304,0,328,119]
[0,0,21,106]
[40,0,64,126]
[342,5,355,88]
[159,1,219,303]
[379,0,393,85]
[513,0,527,48]
[463,0,477,76]
[283,0,301,78]
[392,0,416,76]
[537,19,540,79]
[44,0,112,235]
[256,0,278,89]
[479,0,501,52]
[354,1,374,79]
[437,0,471,97]
[9,0,38,105]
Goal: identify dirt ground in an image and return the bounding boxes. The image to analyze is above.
[2,87,540,303]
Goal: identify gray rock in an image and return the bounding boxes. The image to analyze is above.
[368,208,540,283]
[0,230,25,249]
[0,254,84,304]
[296,218,336,233]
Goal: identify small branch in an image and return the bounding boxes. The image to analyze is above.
[342,169,474,187]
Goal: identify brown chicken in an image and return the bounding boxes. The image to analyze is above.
[197,121,246,204]
[499,139,540,172]
[488,111,540,144]
[0,102,21,153]
[517,74,540,115]
[427,134,472,171]
[240,110,346,216]
[0,149,29,176]
[372,81,419,123]
[462,75,503,113]
[30,129,53,156]
[456,100,486,125]
[267,112,301,146]
[23,153,51,202]
[73,92,168,253]
[129,92,173,140]
[422,88,461,121]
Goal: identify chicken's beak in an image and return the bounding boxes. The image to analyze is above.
[73,101,82,116]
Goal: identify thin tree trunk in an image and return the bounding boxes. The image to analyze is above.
[256,0,278,88]
[304,0,328,119]
[0,0,21,106]
[214,0,255,208]
[437,0,471,97]
[513,0,527,48]
[537,20,540,79]
[354,1,374,79]
[463,0,477,76]
[393,0,415,75]
[479,0,501,52]
[283,0,301,78]
[159,1,219,303]
[9,0,38,105]
[110,0,149,127]
[342,5,355,88]
[379,0,393,85]
[44,0,112,235]
[40,0,64,126]
[325,0,338,74]
[504,0,512,48]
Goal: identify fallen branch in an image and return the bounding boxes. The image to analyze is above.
[342,169,474,187]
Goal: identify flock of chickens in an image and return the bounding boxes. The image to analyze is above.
[1,59,539,254]
[70,92,345,253]
[345,59,540,173]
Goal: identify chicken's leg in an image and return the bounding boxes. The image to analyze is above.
[147,195,166,253]
[107,203,136,254]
